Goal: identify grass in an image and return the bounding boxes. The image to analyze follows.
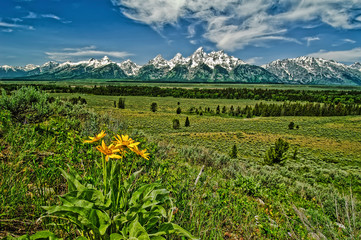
[1,85,361,239]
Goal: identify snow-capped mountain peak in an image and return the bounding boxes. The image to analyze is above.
[263,56,361,85]
[148,54,169,69]
[101,56,111,64]
[350,62,361,70]
[118,59,141,76]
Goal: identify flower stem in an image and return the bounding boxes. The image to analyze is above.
[102,154,107,193]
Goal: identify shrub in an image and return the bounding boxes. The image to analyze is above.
[151,102,158,112]
[288,121,295,130]
[0,86,53,123]
[173,119,180,129]
[176,107,182,114]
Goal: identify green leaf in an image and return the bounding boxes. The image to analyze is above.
[110,233,125,240]
[129,220,150,240]
[155,223,199,240]
[149,237,166,240]
[29,231,61,240]
[89,209,111,235]
[75,237,87,240]
[59,167,85,192]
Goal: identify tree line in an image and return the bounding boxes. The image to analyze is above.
[1,84,361,104]
[188,102,361,117]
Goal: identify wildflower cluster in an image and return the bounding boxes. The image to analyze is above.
[83,130,149,161]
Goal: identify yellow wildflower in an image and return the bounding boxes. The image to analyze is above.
[114,134,140,151]
[96,140,122,161]
[133,146,150,160]
[83,130,106,143]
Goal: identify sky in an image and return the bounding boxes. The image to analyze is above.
[1,0,361,66]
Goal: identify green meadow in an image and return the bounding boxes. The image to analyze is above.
[1,83,361,239]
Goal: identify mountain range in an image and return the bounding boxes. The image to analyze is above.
[1,47,361,85]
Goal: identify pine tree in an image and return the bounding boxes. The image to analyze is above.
[118,98,125,109]
[264,138,289,165]
[185,116,190,127]
[216,105,220,114]
[222,106,227,114]
[176,107,181,114]
[230,144,238,158]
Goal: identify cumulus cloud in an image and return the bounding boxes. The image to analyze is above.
[111,0,361,51]
[308,48,361,63]
[45,46,133,62]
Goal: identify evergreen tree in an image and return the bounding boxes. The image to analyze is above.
[216,105,220,114]
[222,106,227,114]
[264,138,289,165]
[288,121,295,130]
[230,144,238,158]
[114,101,116,108]
[185,116,190,127]
[176,107,182,114]
[151,102,158,112]
[118,98,125,109]
[229,105,234,115]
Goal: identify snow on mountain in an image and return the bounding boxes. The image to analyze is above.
[118,59,141,76]
[350,62,361,71]
[263,56,361,85]
[2,48,361,85]
[147,54,171,69]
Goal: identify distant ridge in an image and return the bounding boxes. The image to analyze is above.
[1,47,361,85]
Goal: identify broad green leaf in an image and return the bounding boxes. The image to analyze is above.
[75,237,87,240]
[59,167,85,192]
[89,209,111,235]
[110,233,125,240]
[149,237,166,240]
[29,230,61,240]
[129,220,150,240]
[155,223,199,240]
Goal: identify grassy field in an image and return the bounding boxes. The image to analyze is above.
[1,85,361,239]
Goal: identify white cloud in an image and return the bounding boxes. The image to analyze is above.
[0,21,33,30]
[332,38,356,46]
[24,12,38,19]
[111,0,361,51]
[343,38,356,44]
[23,11,67,23]
[308,48,361,62]
[45,46,133,62]
[304,36,320,46]
[41,14,61,21]
[245,57,263,65]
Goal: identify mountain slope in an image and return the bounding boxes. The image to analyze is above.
[263,57,361,85]
[2,49,361,85]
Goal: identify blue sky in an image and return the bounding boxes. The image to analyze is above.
[1,0,361,66]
